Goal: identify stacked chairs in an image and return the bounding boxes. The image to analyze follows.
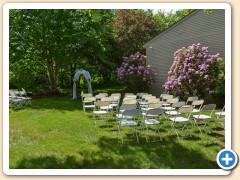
[9,90,32,108]
[140,108,164,142]
[192,104,216,133]
[159,93,169,101]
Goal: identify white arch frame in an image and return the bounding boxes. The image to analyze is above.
[72,69,93,99]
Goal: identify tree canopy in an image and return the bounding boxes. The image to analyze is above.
[9,9,195,94]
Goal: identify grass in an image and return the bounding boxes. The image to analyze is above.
[9,94,225,169]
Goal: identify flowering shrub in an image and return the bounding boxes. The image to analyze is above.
[163,43,223,99]
[117,52,156,92]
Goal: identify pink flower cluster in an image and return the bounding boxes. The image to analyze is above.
[117,52,156,85]
[163,43,223,98]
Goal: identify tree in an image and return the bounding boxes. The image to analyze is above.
[153,9,194,32]
[113,10,160,59]
[10,9,116,93]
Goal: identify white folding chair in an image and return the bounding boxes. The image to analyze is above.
[191,99,204,113]
[83,97,96,115]
[93,101,111,126]
[117,109,141,144]
[193,104,216,133]
[186,96,198,105]
[214,105,225,128]
[140,108,164,142]
[169,106,193,139]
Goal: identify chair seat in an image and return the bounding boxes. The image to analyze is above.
[84,105,95,108]
[141,119,159,125]
[170,117,189,122]
[100,106,113,110]
[162,107,175,110]
[139,102,148,105]
[120,120,138,126]
[141,107,153,111]
[193,114,211,119]
[93,111,108,115]
[192,109,200,113]
[215,112,225,116]
[165,111,180,115]
[116,114,133,119]
[109,104,118,107]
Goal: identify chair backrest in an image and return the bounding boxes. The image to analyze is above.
[111,96,120,102]
[192,99,204,106]
[122,109,141,117]
[142,94,152,100]
[148,103,162,109]
[179,106,193,114]
[145,96,156,101]
[123,96,135,101]
[110,93,121,99]
[119,104,137,111]
[148,98,160,104]
[82,93,92,98]
[159,93,169,100]
[98,93,108,97]
[146,108,164,116]
[162,95,174,101]
[167,98,179,104]
[101,97,113,102]
[124,93,135,97]
[200,104,216,116]
[95,94,107,100]
[172,101,185,108]
[136,92,148,98]
[84,97,96,102]
[123,99,137,105]
[95,101,110,107]
[186,96,199,105]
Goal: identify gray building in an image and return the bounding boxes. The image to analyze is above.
[143,9,225,96]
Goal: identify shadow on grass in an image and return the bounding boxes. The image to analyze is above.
[14,135,218,169]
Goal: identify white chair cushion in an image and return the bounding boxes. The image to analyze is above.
[93,111,108,115]
[120,120,138,126]
[215,112,225,116]
[165,111,180,115]
[170,117,189,122]
[141,119,159,125]
[193,115,211,119]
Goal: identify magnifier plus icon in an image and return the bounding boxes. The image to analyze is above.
[217,149,238,170]
[221,153,233,165]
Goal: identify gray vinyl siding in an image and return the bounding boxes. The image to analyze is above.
[145,9,225,96]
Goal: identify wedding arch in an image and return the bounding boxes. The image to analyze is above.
[72,69,92,99]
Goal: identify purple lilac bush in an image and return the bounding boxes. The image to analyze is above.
[163,43,223,99]
[117,52,156,92]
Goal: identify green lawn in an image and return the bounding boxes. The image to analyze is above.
[9,95,225,169]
